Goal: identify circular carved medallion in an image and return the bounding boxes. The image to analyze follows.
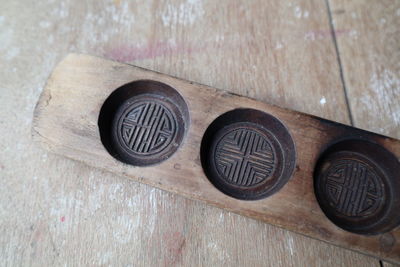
[201,109,296,200]
[111,92,186,166]
[320,158,385,218]
[117,100,177,156]
[214,128,276,187]
[314,139,400,235]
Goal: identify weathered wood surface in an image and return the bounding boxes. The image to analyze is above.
[330,0,400,139]
[1,0,398,266]
[33,53,400,264]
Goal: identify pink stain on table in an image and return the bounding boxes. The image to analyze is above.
[104,29,354,64]
[60,216,65,222]
[162,231,186,266]
[104,41,203,62]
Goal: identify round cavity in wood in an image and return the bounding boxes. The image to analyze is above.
[200,109,296,200]
[98,80,189,166]
[314,139,400,235]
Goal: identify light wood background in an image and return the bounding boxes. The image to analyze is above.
[0,0,399,266]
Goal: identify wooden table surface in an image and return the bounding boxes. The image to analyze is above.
[0,0,398,266]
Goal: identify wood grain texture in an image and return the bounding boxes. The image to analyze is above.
[1,0,397,266]
[329,0,400,139]
[33,53,400,264]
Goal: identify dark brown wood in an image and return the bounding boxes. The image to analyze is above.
[99,80,189,166]
[201,109,296,200]
[314,139,400,235]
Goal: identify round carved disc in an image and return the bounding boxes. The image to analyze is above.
[118,100,177,155]
[214,127,277,187]
[203,110,296,200]
[111,94,185,166]
[314,140,400,235]
[319,157,385,218]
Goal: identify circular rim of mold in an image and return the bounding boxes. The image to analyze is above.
[200,109,296,200]
[314,139,400,235]
[98,80,189,166]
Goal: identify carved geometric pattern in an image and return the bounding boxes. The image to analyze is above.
[214,128,276,187]
[119,101,177,155]
[323,160,384,217]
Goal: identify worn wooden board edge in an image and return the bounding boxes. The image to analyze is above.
[32,53,400,264]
